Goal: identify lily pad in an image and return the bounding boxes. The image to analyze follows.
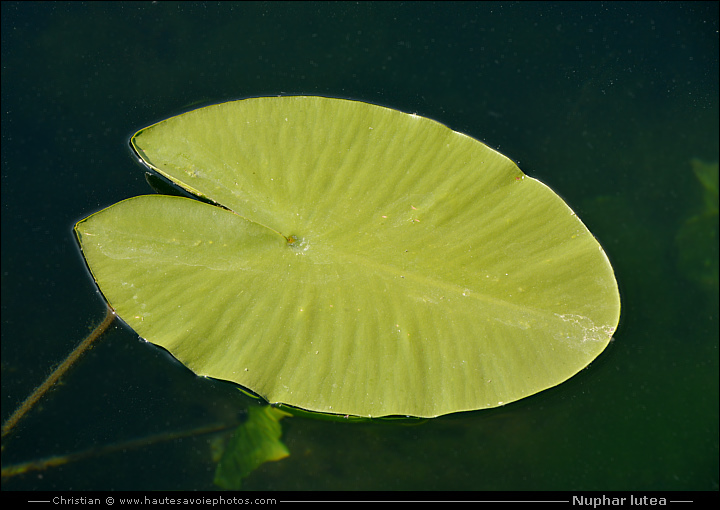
[74,96,620,418]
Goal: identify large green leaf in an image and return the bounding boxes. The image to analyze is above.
[74,97,620,418]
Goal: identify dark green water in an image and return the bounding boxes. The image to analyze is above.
[1,1,717,490]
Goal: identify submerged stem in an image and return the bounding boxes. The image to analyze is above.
[1,420,240,480]
[1,307,116,440]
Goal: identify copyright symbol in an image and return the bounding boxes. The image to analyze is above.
[106,497,114,505]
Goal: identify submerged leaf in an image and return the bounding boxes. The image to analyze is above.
[214,406,291,490]
[75,97,621,418]
[677,159,719,289]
